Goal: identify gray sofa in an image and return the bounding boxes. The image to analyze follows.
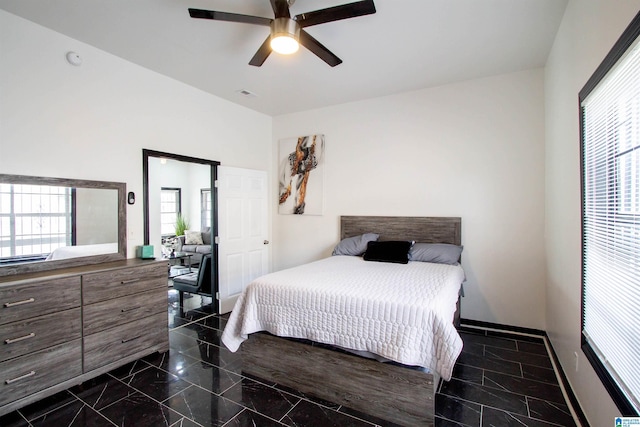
[176,227,212,266]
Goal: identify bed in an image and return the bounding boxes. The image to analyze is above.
[221,216,464,426]
[45,242,118,260]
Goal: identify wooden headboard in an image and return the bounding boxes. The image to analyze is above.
[340,216,461,245]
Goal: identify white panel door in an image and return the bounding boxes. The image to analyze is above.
[217,166,268,314]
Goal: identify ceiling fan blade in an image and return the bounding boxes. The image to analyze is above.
[188,8,272,26]
[299,29,342,67]
[270,0,291,18]
[249,36,273,67]
[295,0,376,28]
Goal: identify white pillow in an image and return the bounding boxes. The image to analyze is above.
[184,230,204,245]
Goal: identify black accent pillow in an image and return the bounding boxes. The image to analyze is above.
[363,241,412,264]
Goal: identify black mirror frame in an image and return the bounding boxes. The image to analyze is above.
[142,149,220,309]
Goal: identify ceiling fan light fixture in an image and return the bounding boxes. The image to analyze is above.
[271,35,299,54]
[270,18,300,55]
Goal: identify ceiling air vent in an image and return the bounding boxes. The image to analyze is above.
[236,89,257,98]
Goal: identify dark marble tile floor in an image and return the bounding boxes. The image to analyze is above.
[0,290,579,426]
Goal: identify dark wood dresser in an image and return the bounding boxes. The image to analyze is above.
[0,259,168,416]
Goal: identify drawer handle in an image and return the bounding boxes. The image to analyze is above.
[5,370,36,385]
[4,298,35,308]
[121,335,142,343]
[5,332,36,344]
[120,279,139,285]
[121,305,141,313]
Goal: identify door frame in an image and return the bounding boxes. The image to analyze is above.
[142,149,220,309]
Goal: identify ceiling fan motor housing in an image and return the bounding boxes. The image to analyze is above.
[272,18,300,41]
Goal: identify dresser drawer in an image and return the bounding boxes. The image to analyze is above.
[0,308,81,363]
[84,312,167,372]
[0,277,81,326]
[83,287,167,335]
[82,262,166,304]
[0,340,82,407]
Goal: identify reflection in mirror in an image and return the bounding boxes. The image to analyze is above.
[45,187,119,259]
[0,174,126,277]
[144,153,214,261]
[77,188,119,244]
[143,149,220,312]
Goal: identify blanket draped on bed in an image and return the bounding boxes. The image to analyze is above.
[221,256,464,381]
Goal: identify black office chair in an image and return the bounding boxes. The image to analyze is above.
[172,253,212,310]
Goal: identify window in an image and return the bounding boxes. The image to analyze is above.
[160,188,181,236]
[580,11,640,416]
[0,183,73,261]
[201,188,212,230]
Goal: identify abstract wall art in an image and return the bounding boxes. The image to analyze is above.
[278,134,325,215]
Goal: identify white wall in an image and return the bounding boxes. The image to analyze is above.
[75,187,118,245]
[186,163,212,231]
[545,1,640,424]
[0,10,272,259]
[273,68,546,330]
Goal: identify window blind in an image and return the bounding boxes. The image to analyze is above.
[581,34,640,415]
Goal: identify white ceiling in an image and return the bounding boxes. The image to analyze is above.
[0,0,568,116]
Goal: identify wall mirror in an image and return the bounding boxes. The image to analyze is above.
[0,174,126,277]
[142,149,219,306]
[142,150,218,251]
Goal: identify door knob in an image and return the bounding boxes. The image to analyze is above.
[263,240,269,245]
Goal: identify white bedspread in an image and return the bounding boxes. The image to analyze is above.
[221,256,465,381]
[45,243,118,260]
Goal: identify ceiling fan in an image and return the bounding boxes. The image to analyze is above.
[188,0,376,67]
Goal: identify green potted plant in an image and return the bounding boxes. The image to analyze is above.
[175,213,189,236]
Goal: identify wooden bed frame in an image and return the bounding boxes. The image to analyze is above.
[241,216,462,427]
